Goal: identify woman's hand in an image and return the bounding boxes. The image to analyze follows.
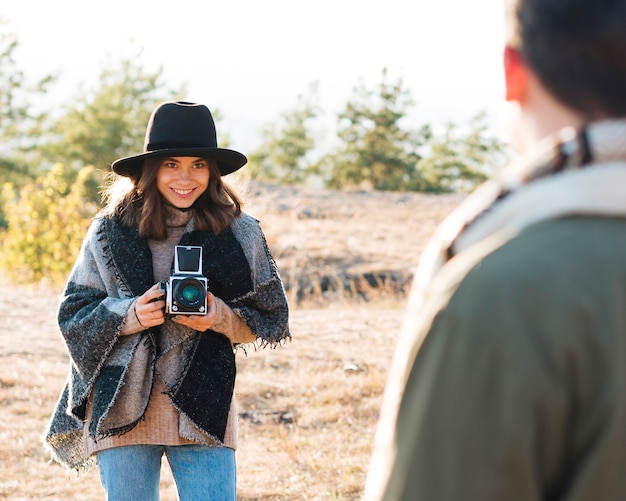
[172,292,218,332]
[134,283,166,328]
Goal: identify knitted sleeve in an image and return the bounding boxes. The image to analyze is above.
[120,299,146,336]
[210,296,257,345]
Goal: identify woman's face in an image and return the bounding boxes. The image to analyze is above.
[155,156,210,209]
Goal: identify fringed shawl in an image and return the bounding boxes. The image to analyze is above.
[43,212,290,470]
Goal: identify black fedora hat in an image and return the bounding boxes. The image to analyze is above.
[111,101,247,178]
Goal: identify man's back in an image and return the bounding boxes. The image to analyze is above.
[384,215,626,500]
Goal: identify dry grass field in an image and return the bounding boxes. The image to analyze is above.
[0,183,462,500]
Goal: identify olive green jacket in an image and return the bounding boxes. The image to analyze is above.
[378,216,626,500]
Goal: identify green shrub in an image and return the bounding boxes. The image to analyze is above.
[0,163,99,284]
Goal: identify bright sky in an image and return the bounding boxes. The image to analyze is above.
[5,0,508,152]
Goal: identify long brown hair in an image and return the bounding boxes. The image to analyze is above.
[101,157,243,240]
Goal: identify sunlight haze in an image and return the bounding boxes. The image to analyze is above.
[5,0,507,152]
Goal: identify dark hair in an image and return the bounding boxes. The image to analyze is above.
[101,157,243,240]
[509,0,626,118]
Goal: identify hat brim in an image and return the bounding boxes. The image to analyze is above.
[111,147,247,178]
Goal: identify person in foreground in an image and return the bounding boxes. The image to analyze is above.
[43,101,290,500]
[364,0,626,499]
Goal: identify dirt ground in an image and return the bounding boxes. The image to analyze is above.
[0,184,461,500]
[244,182,462,304]
[0,283,404,500]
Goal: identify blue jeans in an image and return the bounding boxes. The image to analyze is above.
[97,444,236,501]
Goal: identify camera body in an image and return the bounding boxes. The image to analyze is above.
[159,245,209,315]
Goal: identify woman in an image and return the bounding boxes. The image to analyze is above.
[43,101,291,500]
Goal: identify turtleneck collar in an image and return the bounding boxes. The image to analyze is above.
[164,204,193,228]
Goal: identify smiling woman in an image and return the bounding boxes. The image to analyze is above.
[42,100,291,501]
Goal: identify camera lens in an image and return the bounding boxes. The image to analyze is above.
[173,278,206,309]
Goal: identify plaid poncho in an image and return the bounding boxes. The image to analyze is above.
[43,212,290,469]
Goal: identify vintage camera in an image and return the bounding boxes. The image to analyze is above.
[159,245,209,315]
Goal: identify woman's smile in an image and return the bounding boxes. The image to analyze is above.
[171,187,197,197]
